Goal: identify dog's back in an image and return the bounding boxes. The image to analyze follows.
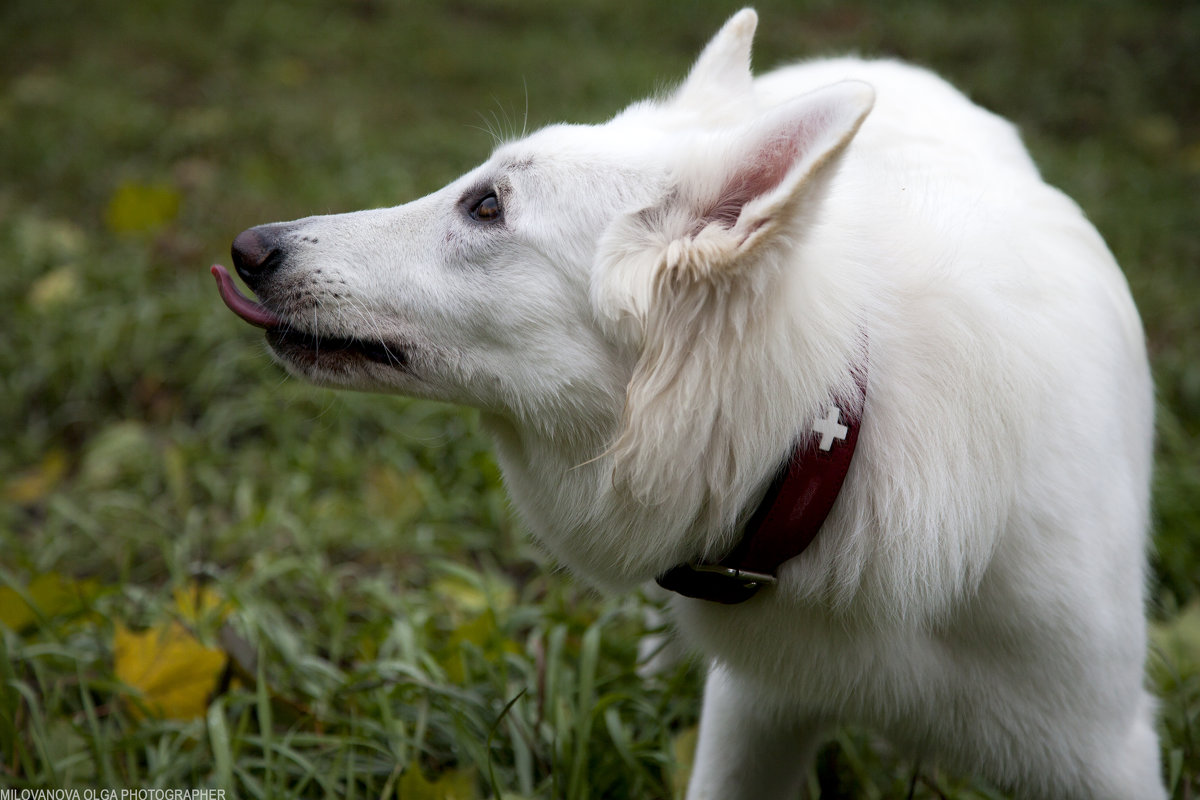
[675,52,1159,800]
[588,25,1160,797]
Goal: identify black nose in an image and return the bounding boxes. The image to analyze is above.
[231,226,285,289]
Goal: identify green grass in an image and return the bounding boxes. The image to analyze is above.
[1,0,1197,796]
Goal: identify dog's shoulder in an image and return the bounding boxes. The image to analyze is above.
[755,57,1037,178]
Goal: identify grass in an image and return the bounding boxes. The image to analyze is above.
[1,0,1197,796]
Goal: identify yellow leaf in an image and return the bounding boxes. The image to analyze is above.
[0,588,35,633]
[432,573,518,682]
[267,57,310,88]
[4,449,68,505]
[173,583,230,625]
[396,763,477,800]
[114,621,227,720]
[1184,141,1200,174]
[441,610,519,684]
[670,725,699,800]
[104,181,181,234]
[0,573,98,633]
[365,465,426,522]
[1129,113,1178,154]
[163,442,190,508]
[13,215,86,264]
[79,421,154,489]
[432,574,514,618]
[28,266,81,310]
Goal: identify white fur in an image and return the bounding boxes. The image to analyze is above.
[241,9,1162,797]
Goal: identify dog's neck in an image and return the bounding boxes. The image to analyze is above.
[656,356,867,604]
[483,411,704,591]
[482,350,868,596]
[484,251,871,594]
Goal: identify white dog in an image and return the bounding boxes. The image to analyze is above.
[213,9,1162,798]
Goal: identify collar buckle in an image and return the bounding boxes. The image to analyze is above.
[656,563,777,605]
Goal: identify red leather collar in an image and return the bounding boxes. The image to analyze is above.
[656,365,867,604]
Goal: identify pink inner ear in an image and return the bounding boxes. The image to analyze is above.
[704,127,807,228]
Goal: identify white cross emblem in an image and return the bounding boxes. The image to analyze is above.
[812,406,849,451]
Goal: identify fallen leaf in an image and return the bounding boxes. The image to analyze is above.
[441,609,521,684]
[670,725,698,800]
[1129,113,1179,154]
[104,181,181,234]
[173,583,231,625]
[267,57,310,88]
[432,574,514,618]
[4,449,68,505]
[27,266,81,310]
[114,620,227,720]
[1184,141,1200,174]
[396,763,477,800]
[0,573,98,633]
[13,215,86,264]
[365,465,426,523]
[79,421,155,489]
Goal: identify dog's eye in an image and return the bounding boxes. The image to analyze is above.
[470,193,502,222]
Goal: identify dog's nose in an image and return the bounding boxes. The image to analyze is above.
[231,226,284,289]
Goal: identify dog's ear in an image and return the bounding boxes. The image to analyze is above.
[682,80,875,272]
[674,8,757,109]
[595,79,874,339]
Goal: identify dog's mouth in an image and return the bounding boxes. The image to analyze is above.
[210,264,409,371]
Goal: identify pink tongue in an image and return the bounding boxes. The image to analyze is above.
[211,264,283,329]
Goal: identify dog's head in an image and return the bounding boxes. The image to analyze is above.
[215,9,873,499]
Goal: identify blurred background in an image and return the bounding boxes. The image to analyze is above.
[2,0,1197,796]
